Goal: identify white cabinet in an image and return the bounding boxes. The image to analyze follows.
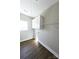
[32,16,44,29]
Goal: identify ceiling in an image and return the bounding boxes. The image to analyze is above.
[20,0,58,17]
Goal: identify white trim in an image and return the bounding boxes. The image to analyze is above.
[20,37,33,42]
[38,40,59,58]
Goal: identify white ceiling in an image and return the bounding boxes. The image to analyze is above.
[20,0,58,17]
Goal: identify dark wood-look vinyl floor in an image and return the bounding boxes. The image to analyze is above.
[20,39,58,59]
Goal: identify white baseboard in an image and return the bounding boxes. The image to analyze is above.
[38,40,59,58]
[20,37,33,42]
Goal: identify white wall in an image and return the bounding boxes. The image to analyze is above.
[20,13,33,42]
[35,2,59,57]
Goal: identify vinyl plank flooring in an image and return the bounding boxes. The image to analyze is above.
[20,39,58,59]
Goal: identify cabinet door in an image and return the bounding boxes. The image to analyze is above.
[32,16,40,29]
